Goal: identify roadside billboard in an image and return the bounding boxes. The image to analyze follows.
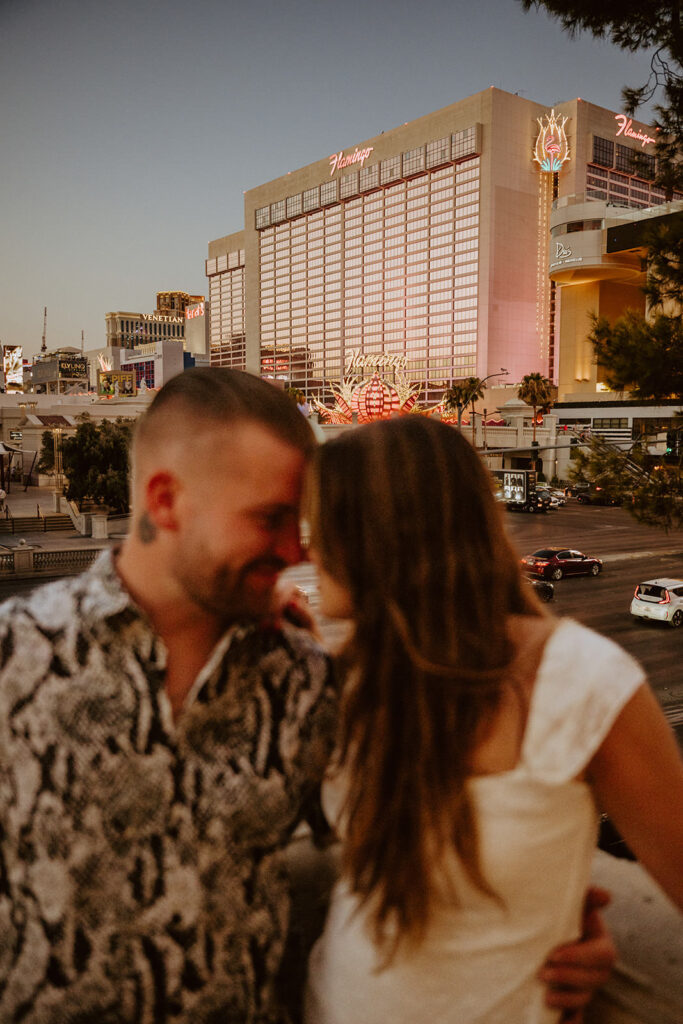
[98,370,137,397]
[3,346,23,391]
[492,469,530,503]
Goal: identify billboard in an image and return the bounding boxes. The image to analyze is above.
[58,356,88,378]
[492,470,529,503]
[98,370,137,397]
[3,346,23,391]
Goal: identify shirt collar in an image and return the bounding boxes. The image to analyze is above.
[79,547,150,626]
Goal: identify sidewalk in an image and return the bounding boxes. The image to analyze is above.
[2,483,58,519]
[0,485,126,549]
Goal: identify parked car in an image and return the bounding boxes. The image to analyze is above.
[576,486,621,506]
[630,578,683,627]
[520,548,603,581]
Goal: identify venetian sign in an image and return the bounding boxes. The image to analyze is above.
[534,110,570,173]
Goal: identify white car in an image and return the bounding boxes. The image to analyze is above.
[630,578,683,627]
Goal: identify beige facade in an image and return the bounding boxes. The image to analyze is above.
[206,231,246,368]
[208,88,671,406]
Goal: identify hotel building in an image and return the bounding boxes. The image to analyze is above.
[105,291,204,349]
[207,88,677,405]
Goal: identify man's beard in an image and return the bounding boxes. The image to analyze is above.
[179,556,289,624]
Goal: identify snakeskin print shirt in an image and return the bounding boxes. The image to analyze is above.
[0,551,337,1023]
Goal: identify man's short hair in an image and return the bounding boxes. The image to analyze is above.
[134,368,315,461]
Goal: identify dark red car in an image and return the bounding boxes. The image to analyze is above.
[521,548,603,581]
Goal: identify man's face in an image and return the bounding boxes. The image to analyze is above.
[172,422,307,622]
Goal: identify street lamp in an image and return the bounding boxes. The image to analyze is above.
[52,428,63,512]
[474,369,509,445]
[479,367,510,389]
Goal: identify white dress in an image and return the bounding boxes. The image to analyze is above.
[305,620,645,1024]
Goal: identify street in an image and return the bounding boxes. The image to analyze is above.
[286,501,683,748]
[506,502,683,729]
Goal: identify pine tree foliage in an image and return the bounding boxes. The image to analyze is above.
[521,2,683,528]
[589,310,683,398]
[570,435,683,531]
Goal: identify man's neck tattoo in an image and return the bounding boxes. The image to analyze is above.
[138,513,157,544]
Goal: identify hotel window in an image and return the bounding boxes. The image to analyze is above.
[271,200,286,224]
[635,151,656,180]
[320,180,339,206]
[615,144,636,175]
[386,184,405,203]
[426,136,451,169]
[340,171,359,198]
[303,186,320,212]
[402,146,425,177]
[360,164,380,192]
[286,194,303,218]
[255,206,271,229]
[452,125,479,162]
[592,136,614,168]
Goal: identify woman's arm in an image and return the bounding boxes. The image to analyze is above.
[588,683,683,910]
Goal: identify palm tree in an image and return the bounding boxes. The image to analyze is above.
[518,372,553,443]
[443,381,470,429]
[443,377,484,441]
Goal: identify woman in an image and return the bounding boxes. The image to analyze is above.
[304,416,683,1024]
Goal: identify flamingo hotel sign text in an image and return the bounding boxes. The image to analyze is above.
[329,145,374,175]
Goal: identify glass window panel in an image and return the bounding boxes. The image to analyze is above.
[360,164,380,192]
[592,136,614,168]
[255,206,271,229]
[303,187,320,212]
[271,200,286,223]
[286,194,303,218]
[426,136,451,169]
[320,179,339,206]
[340,171,359,198]
[452,125,479,162]
[402,146,426,176]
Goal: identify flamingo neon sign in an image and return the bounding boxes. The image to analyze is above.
[534,110,570,173]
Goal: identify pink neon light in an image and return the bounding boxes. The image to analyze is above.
[614,115,656,148]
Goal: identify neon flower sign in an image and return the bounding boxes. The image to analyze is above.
[534,110,570,173]
[614,115,656,148]
[329,146,374,175]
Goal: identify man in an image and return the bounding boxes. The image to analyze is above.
[0,369,613,1022]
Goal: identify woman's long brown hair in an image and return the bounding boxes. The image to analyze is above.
[308,416,543,960]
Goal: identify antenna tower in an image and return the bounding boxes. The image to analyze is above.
[41,307,47,354]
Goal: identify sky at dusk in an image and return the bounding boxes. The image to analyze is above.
[0,0,659,359]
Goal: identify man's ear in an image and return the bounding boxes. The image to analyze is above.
[144,471,181,531]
